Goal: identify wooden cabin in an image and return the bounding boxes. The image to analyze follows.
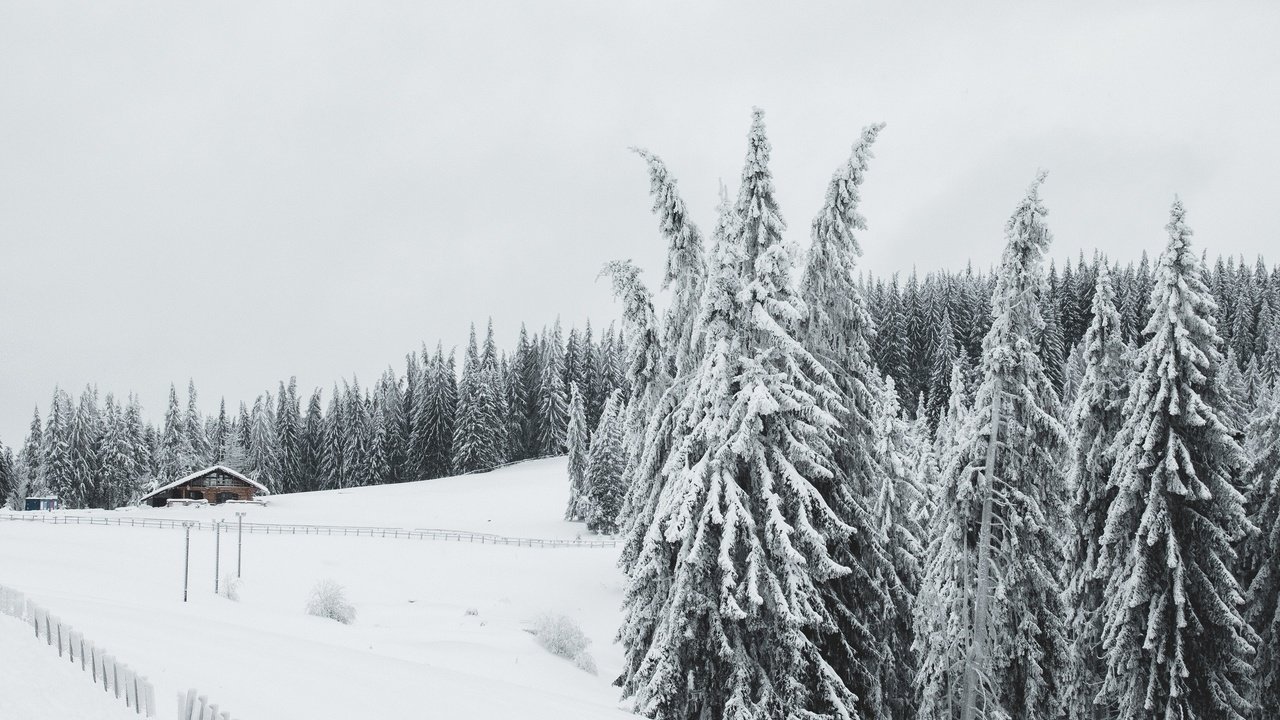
[138,466,269,507]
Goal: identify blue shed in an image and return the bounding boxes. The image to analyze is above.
[24,496,61,511]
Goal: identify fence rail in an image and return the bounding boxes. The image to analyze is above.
[0,511,619,548]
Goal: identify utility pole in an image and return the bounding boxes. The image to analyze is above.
[235,511,247,578]
[214,520,222,594]
[182,522,194,603]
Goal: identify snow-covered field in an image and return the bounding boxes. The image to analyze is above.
[0,458,635,720]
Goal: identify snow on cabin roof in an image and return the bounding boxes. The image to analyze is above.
[137,465,270,504]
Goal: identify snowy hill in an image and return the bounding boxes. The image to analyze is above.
[0,458,635,720]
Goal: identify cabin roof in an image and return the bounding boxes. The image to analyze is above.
[137,465,270,504]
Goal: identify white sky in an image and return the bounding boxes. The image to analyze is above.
[2,1,1278,443]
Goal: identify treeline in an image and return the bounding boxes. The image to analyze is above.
[863,250,1280,429]
[1,320,627,508]
[606,110,1280,720]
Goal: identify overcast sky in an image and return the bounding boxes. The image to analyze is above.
[2,1,1278,443]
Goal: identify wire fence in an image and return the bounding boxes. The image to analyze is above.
[0,511,619,549]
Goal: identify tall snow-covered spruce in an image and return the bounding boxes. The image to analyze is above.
[619,109,868,719]
[564,382,590,521]
[1097,199,1255,720]
[1062,262,1130,720]
[797,122,900,719]
[1246,383,1280,711]
[914,174,1069,720]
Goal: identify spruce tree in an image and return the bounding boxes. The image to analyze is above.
[537,320,569,455]
[871,375,927,720]
[564,382,590,521]
[633,146,706,377]
[421,344,457,479]
[454,325,503,473]
[1097,200,1255,720]
[1245,384,1280,712]
[583,391,626,534]
[18,407,44,500]
[1062,263,1129,720]
[622,108,862,720]
[300,389,325,491]
[67,387,102,508]
[797,121,898,718]
[914,174,1069,720]
[185,380,208,467]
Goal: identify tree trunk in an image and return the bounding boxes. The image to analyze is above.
[961,379,1002,720]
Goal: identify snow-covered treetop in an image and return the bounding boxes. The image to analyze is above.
[983,171,1052,375]
[801,123,885,360]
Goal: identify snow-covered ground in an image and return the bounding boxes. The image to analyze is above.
[0,458,635,720]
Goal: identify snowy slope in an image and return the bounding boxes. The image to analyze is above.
[0,458,635,720]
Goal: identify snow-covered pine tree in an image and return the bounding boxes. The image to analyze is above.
[249,393,279,491]
[926,308,960,428]
[1061,263,1129,720]
[481,319,512,461]
[1061,341,1086,409]
[275,379,302,493]
[1097,199,1256,720]
[422,343,457,479]
[871,375,927,720]
[0,444,13,510]
[512,325,543,459]
[1039,288,1067,392]
[622,108,861,720]
[454,324,504,473]
[632,146,706,378]
[797,121,899,719]
[159,384,191,480]
[322,385,346,489]
[212,398,230,464]
[98,394,128,508]
[1245,383,1280,712]
[343,381,379,487]
[300,389,325,491]
[583,391,626,535]
[537,320,569,455]
[914,173,1069,720]
[564,382,590,521]
[67,386,102,508]
[185,380,208,468]
[19,407,43,500]
[41,389,76,502]
[374,369,409,484]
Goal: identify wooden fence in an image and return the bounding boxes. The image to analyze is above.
[0,583,239,720]
[0,583,158,717]
[0,511,620,548]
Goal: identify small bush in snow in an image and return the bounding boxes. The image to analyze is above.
[531,613,596,673]
[464,607,479,616]
[306,580,356,625]
[220,574,242,602]
[572,649,598,675]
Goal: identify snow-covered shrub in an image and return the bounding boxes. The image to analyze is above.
[572,650,598,675]
[220,574,242,602]
[464,607,479,616]
[531,613,589,658]
[531,613,596,673]
[306,580,356,625]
